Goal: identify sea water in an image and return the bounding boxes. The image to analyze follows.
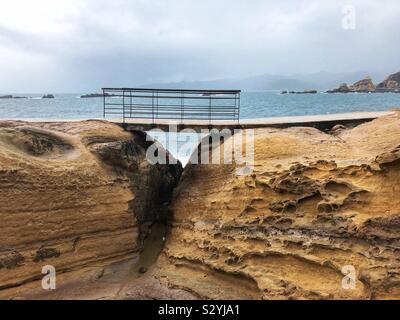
[1,91,399,120]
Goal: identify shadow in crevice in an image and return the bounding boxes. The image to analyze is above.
[128,223,167,280]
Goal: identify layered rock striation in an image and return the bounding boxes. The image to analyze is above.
[2,113,400,300]
[0,120,181,297]
[154,112,400,299]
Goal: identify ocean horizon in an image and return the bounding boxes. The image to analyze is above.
[1,91,400,120]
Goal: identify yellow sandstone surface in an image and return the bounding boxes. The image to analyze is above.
[154,112,400,299]
[0,120,179,299]
[1,113,400,300]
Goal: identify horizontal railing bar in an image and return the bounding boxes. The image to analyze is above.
[102,87,241,94]
[105,103,237,108]
[119,110,235,116]
[105,92,239,95]
[105,96,238,100]
[107,109,238,112]
[126,109,238,112]
[105,95,238,100]
[122,110,233,113]
[120,116,237,118]
[118,114,237,117]
[121,114,236,117]
[120,106,238,111]
[106,104,238,112]
[121,116,236,120]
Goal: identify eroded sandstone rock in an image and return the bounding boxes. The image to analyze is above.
[0,120,181,297]
[2,114,400,300]
[153,112,400,300]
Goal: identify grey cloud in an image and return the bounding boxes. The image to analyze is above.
[0,0,399,92]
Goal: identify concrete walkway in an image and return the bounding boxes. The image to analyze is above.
[1,110,394,132]
[119,111,394,132]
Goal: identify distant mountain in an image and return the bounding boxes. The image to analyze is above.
[144,74,312,91]
[142,71,389,91]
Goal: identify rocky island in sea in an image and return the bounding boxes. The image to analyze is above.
[0,95,28,99]
[80,93,117,98]
[278,71,400,94]
[327,72,400,93]
[281,90,318,94]
[376,72,400,92]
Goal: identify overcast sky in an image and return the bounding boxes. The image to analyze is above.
[0,0,399,92]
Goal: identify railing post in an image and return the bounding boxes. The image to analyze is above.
[237,92,241,123]
[102,88,105,119]
[130,90,132,119]
[122,89,125,123]
[208,95,211,124]
[152,91,155,124]
[181,91,184,123]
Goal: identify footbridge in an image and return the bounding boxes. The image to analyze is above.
[102,87,393,132]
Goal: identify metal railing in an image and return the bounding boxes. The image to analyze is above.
[102,88,240,123]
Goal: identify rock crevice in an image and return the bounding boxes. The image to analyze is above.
[0,120,181,297]
[152,112,400,300]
